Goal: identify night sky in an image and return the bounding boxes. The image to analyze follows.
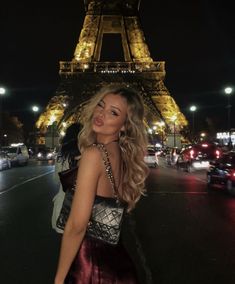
[0,0,234,132]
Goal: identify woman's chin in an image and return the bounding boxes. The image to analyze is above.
[92,124,101,133]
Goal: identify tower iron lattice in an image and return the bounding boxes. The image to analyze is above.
[37,0,187,141]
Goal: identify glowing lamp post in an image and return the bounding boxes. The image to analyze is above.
[32,105,39,147]
[224,87,233,131]
[190,105,197,137]
[0,87,6,95]
[0,87,6,146]
[32,105,39,113]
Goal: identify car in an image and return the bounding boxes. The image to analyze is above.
[36,148,57,161]
[1,144,29,166]
[0,152,11,171]
[144,148,159,168]
[207,151,235,194]
[176,143,222,172]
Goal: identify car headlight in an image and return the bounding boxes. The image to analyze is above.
[37,153,42,158]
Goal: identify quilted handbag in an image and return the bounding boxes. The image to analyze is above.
[86,143,125,245]
[86,197,125,245]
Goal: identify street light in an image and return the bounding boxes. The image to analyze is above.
[190,105,197,137]
[0,87,6,95]
[0,87,6,146]
[32,105,39,113]
[32,105,39,149]
[224,87,233,131]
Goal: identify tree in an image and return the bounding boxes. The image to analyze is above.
[0,112,24,146]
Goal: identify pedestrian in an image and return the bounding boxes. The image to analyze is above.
[54,84,149,284]
[51,122,82,234]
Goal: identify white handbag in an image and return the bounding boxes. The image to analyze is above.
[51,160,69,233]
[51,186,65,233]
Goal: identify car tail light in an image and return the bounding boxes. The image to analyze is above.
[190,149,194,159]
[202,143,208,147]
[227,171,235,180]
[215,150,220,159]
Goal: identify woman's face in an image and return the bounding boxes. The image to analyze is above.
[92,93,128,138]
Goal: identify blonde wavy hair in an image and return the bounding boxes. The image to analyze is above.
[79,84,149,212]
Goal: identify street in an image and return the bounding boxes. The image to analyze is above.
[1,160,235,284]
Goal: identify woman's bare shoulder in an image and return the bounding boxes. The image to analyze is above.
[80,145,102,164]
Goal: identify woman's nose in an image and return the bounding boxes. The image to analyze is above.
[98,108,104,117]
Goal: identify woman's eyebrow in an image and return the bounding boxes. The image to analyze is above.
[111,105,121,112]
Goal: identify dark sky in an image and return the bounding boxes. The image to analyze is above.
[0,0,234,132]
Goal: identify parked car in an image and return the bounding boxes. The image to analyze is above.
[1,144,29,166]
[36,148,57,161]
[176,143,222,172]
[0,152,11,171]
[207,151,235,194]
[144,148,159,168]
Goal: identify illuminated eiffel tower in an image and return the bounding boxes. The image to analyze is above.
[37,0,187,141]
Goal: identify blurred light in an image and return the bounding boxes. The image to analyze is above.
[190,149,194,159]
[215,150,220,159]
[202,143,208,147]
[32,105,39,112]
[47,153,53,159]
[10,143,24,146]
[49,115,56,125]
[0,87,6,95]
[224,87,233,95]
[190,105,197,112]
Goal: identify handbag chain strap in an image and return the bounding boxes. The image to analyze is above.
[93,143,118,199]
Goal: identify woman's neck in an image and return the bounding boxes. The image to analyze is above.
[96,136,119,146]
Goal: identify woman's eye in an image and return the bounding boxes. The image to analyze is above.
[111,110,118,116]
[97,102,104,108]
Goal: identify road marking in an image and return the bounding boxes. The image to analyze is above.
[0,170,54,195]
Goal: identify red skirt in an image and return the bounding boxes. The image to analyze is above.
[65,235,139,284]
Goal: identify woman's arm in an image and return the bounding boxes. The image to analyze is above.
[54,147,101,284]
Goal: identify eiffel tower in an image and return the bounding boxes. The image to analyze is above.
[37,0,187,140]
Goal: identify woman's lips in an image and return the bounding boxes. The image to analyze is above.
[93,117,104,127]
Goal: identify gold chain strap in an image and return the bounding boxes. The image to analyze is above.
[93,143,118,199]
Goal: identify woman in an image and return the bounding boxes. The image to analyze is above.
[52,123,82,233]
[54,84,149,284]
